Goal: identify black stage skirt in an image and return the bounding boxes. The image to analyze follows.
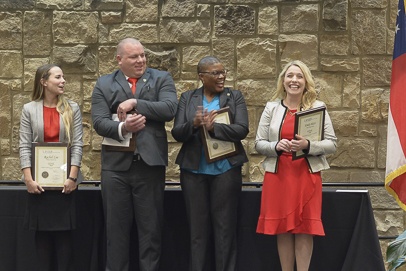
[24,190,76,231]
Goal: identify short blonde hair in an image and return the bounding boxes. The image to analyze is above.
[272,60,317,110]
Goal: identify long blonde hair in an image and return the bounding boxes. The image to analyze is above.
[32,64,74,143]
[272,60,317,110]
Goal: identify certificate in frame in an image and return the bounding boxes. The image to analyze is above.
[104,111,137,152]
[31,142,70,190]
[292,106,326,160]
[201,107,238,163]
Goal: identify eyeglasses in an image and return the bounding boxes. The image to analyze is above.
[199,70,228,77]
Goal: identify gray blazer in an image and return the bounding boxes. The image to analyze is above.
[91,68,178,171]
[171,87,249,170]
[255,100,337,173]
[19,99,84,181]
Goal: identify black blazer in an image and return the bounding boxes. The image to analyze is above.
[91,68,178,170]
[171,87,249,170]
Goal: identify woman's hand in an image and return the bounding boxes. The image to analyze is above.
[62,179,77,194]
[193,106,208,128]
[291,134,309,152]
[26,179,44,194]
[276,138,293,153]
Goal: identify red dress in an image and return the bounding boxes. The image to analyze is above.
[256,110,325,236]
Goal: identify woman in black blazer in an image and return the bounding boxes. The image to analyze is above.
[171,56,249,271]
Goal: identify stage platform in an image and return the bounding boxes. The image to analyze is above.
[0,186,385,271]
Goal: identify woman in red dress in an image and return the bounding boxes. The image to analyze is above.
[255,60,337,271]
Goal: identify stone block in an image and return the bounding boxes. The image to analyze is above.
[24,58,50,93]
[248,155,266,182]
[363,57,392,87]
[110,23,158,43]
[0,12,22,50]
[126,0,158,22]
[281,4,319,33]
[359,124,378,137]
[237,79,274,107]
[213,38,235,80]
[98,46,117,76]
[377,125,387,169]
[145,46,180,79]
[330,138,376,168]
[351,9,386,55]
[85,0,124,10]
[343,74,360,109]
[174,81,200,97]
[2,157,20,180]
[374,209,403,236]
[351,0,387,8]
[37,0,82,9]
[162,0,195,17]
[361,88,389,123]
[101,11,123,24]
[23,11,52,56]
[322,0,348,31]
[53,45,97,73]
[349,171,385,183]
[0,51,23,78]
[197,4,210,17]
[1,139,10,156]
[160,19,210,43]
[258,6,278,35]
[315,72,342,108]
[279,34,318,70]
[321,170,349,183]
[320,34,349,56]
[54,12,98,44]
[214,5,255,36]
[182,46,211,73]
[320,57,360,72]
[329,111,358,137]
[236,38,277,79]
[0,0,34,9]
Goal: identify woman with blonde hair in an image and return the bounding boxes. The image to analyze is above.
[255,60,337,271]
[19,64,83,271]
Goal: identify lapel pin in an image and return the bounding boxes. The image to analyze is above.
[143,79,146,82]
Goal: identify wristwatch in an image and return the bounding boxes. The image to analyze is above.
[68,176,77,182]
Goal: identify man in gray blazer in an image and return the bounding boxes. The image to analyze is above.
[91,38,178,271]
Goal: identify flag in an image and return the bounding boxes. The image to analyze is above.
[385,0,406,210]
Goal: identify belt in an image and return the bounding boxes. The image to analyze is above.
[133,154,142,162]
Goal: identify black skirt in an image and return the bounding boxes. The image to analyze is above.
[24,190,76,231]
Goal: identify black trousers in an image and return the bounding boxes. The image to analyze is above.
[35,230,74,271]
[180,167,242,271]
[101,159,166,271]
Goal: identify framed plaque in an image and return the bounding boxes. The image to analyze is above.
[292,106,326,160]
[201,107,238,163]
[31,142,70,190]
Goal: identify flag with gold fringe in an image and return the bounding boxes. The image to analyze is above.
[385,0,406,210]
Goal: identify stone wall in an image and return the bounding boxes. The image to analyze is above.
[0,0,401,263]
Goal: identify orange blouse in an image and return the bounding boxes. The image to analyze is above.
[43,106,60,142]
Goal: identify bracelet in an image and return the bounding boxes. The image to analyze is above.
[68,176,77,182]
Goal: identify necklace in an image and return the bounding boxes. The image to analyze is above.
[287,108,297,116]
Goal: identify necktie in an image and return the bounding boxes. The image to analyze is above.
[128,78,137,95]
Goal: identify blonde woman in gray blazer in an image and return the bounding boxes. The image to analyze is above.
[255,60,336,271]
[19,64,83,271]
